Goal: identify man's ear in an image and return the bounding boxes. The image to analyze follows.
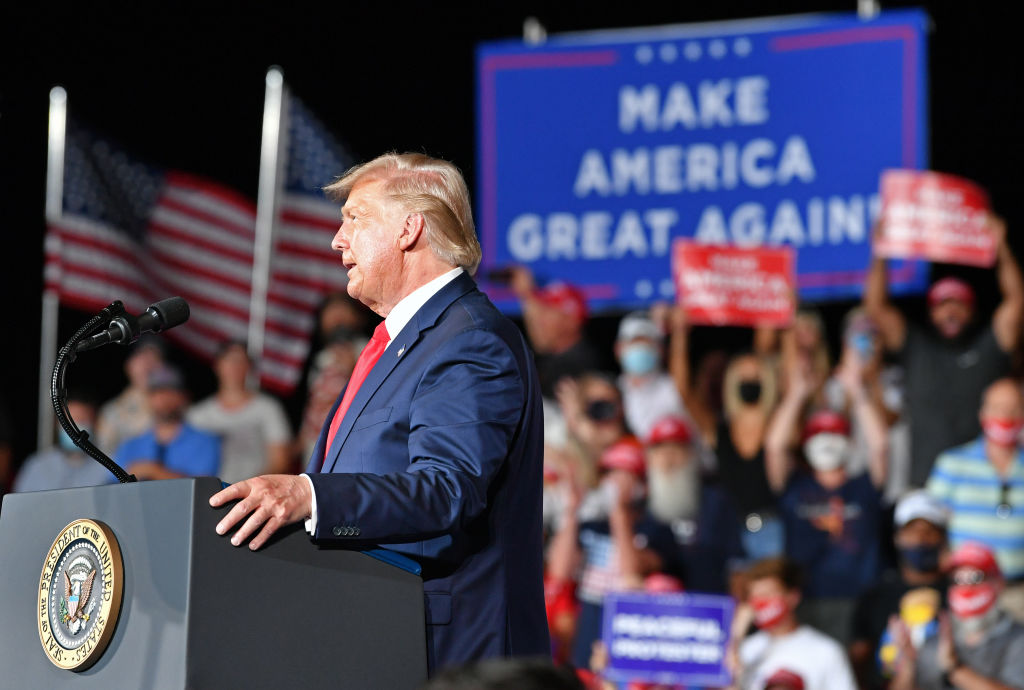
[398,212,426,251]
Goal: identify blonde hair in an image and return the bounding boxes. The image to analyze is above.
[722,353,778,419]
[324,152,481,274]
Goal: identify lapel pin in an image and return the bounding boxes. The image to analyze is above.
[397,345,406,357]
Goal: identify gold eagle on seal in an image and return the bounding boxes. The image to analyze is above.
[62,568,96,624]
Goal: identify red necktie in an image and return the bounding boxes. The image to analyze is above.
[321,321,390,469]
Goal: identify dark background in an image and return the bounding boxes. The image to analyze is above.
[0,1,1020,466]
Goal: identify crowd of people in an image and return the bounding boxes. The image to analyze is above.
[2,215,1024,689]
[528,214,1024,689]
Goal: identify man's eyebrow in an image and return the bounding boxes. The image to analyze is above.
[341,203,366,218]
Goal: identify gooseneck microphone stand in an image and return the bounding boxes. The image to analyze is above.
[51,300,137,483]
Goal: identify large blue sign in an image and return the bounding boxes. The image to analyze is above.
[476,11,929,312]
[602,591,735,686]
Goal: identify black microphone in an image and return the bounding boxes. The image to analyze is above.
[76,297,190,352]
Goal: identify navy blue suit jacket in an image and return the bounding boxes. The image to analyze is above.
[305,272,549,672]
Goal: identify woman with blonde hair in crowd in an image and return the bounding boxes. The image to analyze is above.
[668,306,783,561]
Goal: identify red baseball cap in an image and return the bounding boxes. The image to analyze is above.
[599,437,646,477]
[644,573,685,593]
[928,277,975,309]
[764,669,805,690]
[947,542,1002,578]
[646,416,692,446]
[534,281,588,322]
[802,409,850,443]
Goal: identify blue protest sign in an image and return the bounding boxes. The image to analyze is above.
[476,11,929,312]
[601,591,735,686]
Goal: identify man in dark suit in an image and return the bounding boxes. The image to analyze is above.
[210,153,549,672]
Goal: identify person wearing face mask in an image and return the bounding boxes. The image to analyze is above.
[12,393,115,492]
[644,415,742,593]
[890,542,1024,690]
[668,306,783,561]
[732,557,857,690]
[765,353,889,645]
[850,490,950,689]
[927,378,1024,622]
[546,437,681,669]
[614,311,687,440]
[865,214,1024,489]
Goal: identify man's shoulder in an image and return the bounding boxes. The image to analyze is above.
[934,437,987,466]
[178,423,220,447]
[790,625,848,655]
[435,289,528,355]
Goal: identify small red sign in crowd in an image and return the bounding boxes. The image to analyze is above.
[672,240,796,327]
[875,169,995,267]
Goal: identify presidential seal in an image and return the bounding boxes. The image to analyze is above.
[37,519,124,671]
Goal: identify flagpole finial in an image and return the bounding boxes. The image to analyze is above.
[49,86,67,104]
[266,66,284,87]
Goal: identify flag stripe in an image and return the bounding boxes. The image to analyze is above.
[52,106,353,394]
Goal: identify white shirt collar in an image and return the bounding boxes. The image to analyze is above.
[383,267,464,349]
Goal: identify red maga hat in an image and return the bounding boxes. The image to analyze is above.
[646,416,693,446]
[764,669,806,690]
[534,281,588,322]
[947,542,1002,578]
[928,277,975,309]
[599,437,646,477]
[644,573,685,593]
[802,409,851,442]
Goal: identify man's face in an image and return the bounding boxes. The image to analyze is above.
[980,380,1024,427]
[577,379,624,452]
[645,443,693,474]
[149,388,187,423]
[895,518,945,550]
[747,576,800,627]
[531,303,582,353]
[332,180,404,314]
[930,299,973,339]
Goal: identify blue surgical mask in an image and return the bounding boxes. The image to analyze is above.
[57,427,90,452]
[621,344,658,376]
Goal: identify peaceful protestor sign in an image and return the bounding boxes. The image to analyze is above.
[673,240,795,326]
[875,169,996,267]
[602,592,735,687]
[476,10,928,312]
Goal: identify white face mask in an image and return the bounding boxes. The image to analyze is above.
[803,432,850,472]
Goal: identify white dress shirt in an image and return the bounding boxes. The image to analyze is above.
[302,267,464,533]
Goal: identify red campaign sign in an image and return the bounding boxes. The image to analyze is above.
[672,240,795,327]
[876,169,995,267]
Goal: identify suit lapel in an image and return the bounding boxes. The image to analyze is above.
[321,272,478,473]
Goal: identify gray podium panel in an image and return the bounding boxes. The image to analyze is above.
[0,477,427,689]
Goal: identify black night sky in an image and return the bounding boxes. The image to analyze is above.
[1,1,1021,463]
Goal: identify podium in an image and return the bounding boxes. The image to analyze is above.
[0,477,427,689]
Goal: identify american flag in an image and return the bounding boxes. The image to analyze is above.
[45,105,353,393]
[257,94,354,387]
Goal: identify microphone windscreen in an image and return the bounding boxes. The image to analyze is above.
[149,297,190,329]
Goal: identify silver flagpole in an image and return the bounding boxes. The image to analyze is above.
[248,66,288,387]
[37,86,68,450]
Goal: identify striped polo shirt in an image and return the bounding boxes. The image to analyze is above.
[927,437,1024,580]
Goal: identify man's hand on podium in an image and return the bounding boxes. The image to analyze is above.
[209,475,313,550]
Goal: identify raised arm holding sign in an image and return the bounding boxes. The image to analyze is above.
[864,208,1024,486]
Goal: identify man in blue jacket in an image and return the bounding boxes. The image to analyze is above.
[210,153,549,672]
